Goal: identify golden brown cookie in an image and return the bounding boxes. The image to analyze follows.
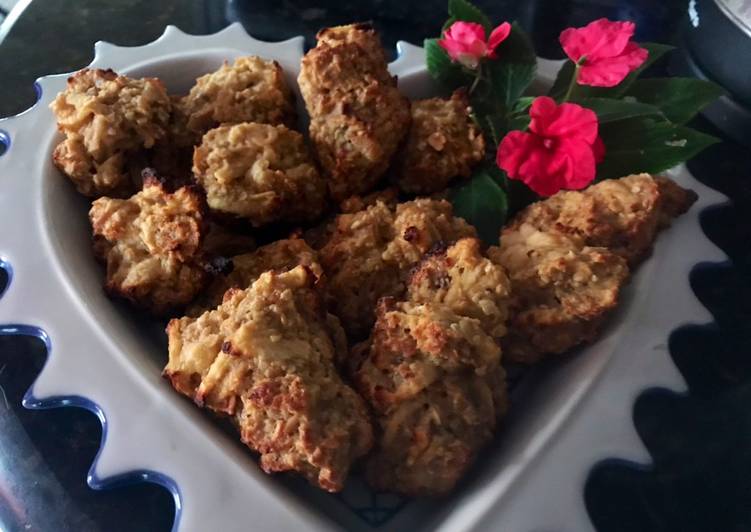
[298,23,411,202]
[408,238,511,339]
[512,173,697,265]
[179,55,296,138]
[318,198,476,338]
[394,90,485,194]
[192,122,326,226]
[187,237,322,316]
[353,298,507,496]
[493,223,628,363]
[164,266,373,492]
[51,69,172,197]
[89,178,206,315]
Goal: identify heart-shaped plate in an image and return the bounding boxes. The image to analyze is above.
[0,23,727,532]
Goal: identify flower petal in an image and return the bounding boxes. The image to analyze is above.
[499,130,562,196]
[438,37,484,64]
[527,96,558,134]
[516,146,569,196]
[529,97,598,144]
[497,130,540,179]
[445,21,487,46]
[577,60,632,87]
[560,18,636,62]
[438,37,468,61]
[498,131,600,196]
[556,138,597,190]
[593,135,606,163]
[440,21,488,66]
[577,42,648,87]
[486,22,511,57]
[499,131,569,196]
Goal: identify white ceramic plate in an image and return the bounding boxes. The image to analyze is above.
[0,24,728,532]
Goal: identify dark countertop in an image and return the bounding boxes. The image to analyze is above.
[0,1,749,531]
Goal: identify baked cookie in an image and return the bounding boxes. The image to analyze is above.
[51,69,171,197]
[89,177,206,314]
[164,266,373,492]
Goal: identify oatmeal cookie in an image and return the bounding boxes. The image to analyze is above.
[192,122,326,226]
[394,90,485,194]
[299,23,411,202]
[385,199,478,267]
[303,187,400,251]
[318,198,475,338]
[493,223,628,363]
[188,237,322,315]
[89,178,206,314]
[497,174,696,361]
[51,69,171,197]
[408,238,511,340]
[353,298,507,496]
[164,266,373,492]
[513,173,697,265]
[179,56,296,138]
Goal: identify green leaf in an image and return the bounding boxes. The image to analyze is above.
[442,16,457,32]
[471,107,505,146]
[507,114,531,131]
[481,160,509,190]
[487,60,537,110]
[512,96,535,114]
[448,0,492,32]
[450,167,508,245]
[624,78,725,124]
[495,22,537,64]
[506,178,540,219]
[485,23,537,108]
[470,94,507,144]
[597,118,720,179]
[579,97,663,123]
[424,38,471,90]
[548,60,576,101]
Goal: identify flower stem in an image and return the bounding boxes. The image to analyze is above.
[469,63,484,95]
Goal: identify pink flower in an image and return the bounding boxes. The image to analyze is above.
[438,21,511,69]
[497,96,604,196]
[560,18,648,87]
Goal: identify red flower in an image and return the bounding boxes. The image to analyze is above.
[560,18,648,87]
[438,21,511,69]
[497,96,604,196]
